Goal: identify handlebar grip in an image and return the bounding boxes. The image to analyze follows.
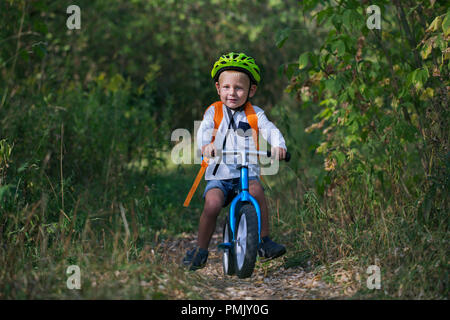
[266,150,291,162]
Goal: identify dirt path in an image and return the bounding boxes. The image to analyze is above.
[158,228,353,300]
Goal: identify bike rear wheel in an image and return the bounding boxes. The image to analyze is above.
[233,204,259,279]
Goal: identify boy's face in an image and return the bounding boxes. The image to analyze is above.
[215,71,257,109]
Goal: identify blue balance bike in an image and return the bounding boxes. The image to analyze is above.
[217,135,290,279]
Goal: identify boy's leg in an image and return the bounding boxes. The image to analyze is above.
[197,188,224,250]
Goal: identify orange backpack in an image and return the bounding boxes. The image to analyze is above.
[183,101,260,207]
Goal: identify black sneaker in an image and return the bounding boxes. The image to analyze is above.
[258,236,286,261]
[182,247,209,271]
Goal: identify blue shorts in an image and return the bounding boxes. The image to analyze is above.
[202,177,263,208]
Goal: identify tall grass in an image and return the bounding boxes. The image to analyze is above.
[266,154,448,299]
[1,138,447,299]
[0,162,204,299]
[0,72,203,298]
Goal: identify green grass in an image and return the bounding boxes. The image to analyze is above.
[0,162,204,299]
[1,152,448,299]
[268,171,448,299]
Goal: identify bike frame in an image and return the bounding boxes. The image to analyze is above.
[220,148,268,246]
[229,165,262,244]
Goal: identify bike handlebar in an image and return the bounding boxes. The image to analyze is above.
[219,149,291,162]
[266,150,291,162]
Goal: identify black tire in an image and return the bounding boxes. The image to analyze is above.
[222,219,235,275]
[233,204,259,279]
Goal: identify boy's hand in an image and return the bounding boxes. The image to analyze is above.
[271,147,287,160]
[202,142,217,158]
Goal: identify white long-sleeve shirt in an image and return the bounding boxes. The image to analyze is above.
[197,103,287,180]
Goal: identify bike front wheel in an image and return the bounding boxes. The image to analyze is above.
[233,204,259,279]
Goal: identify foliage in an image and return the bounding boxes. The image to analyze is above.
[0,0,311,298]
[276,0,449,298]
[0,0,448,299]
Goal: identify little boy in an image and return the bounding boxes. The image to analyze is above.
[183,52,288,270]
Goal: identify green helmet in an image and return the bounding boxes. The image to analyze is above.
[211,52,261,84]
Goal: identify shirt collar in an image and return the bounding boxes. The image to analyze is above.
[225,104,246,114]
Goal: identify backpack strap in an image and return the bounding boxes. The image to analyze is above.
[244,102,259,150]
[183,102,223,207]
[211,101,224,141]
[244,102,266,185]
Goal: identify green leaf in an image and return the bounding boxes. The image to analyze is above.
[443,12,450,36]
[32,43,47,59]
[331,14,342,31]
[435,33,446,51]
[298,52,309,70]
[333,150,346,166]
[342,9,353,30]
[0,185,13,202]
[417,67,429,88]
[316,7,333,25]
[286,63,299,79]
[347,86,355,100]
[107,74,125,92]
[18,162,29,173]
[325,78,339,93]
[309,53,319,69]
[407,68,429,90]
[275,28,291,48]
[426,15,443,33]
[344,135,360,147]
[421,41,432,60]
[420,87,434,101]
[350,121,359,134]
[318,107,333,120]
[332,40,345,57]
[316,142,328,154]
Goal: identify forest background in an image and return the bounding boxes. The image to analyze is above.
[0,0,448,299]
